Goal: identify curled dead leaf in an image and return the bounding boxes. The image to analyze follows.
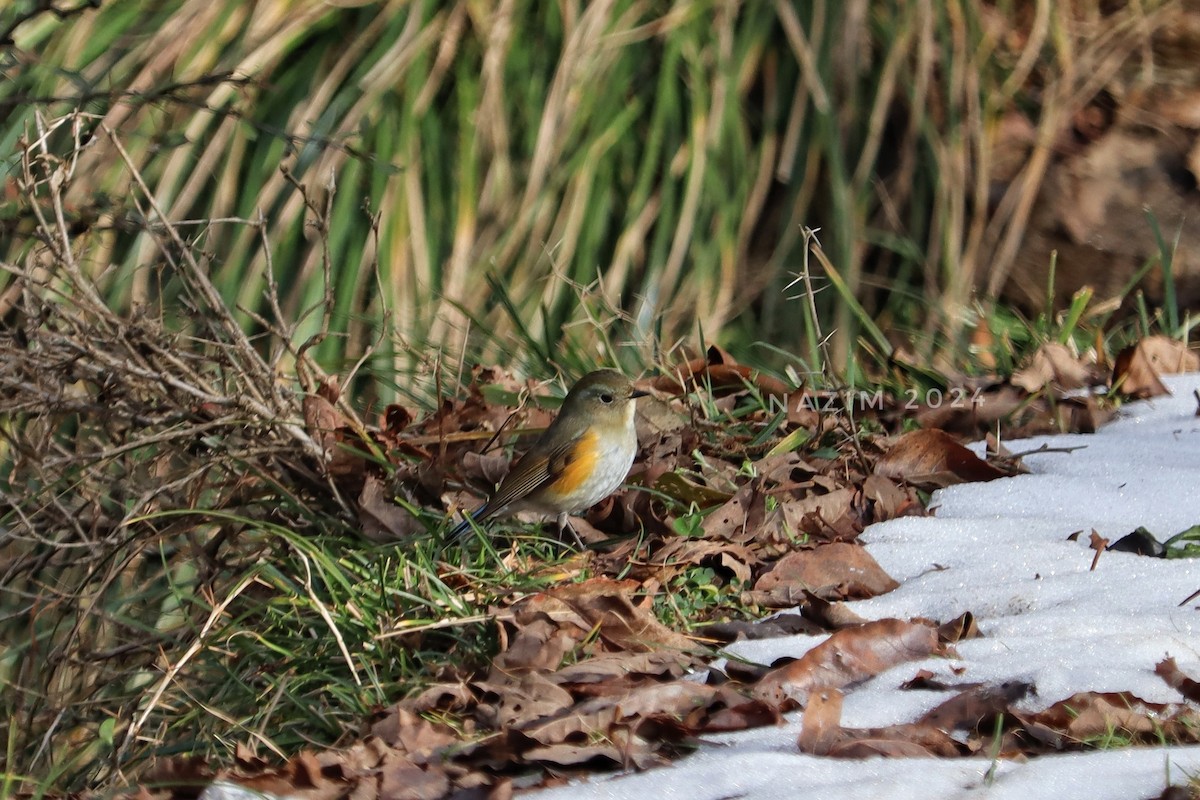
[876,429,1009,488]
[547,578,697,654]
[1113,336,1199,399]
[653,345,793,399]
[653,471,734,508]
[917,681,1032,733]
[1019,691,1189,742]
[359,476,423,543]
[475,671,575,729]
[494,604,587,672]
[552,651,693,687]
[936,611,982,644]
[797,687,844,755]
[754,543,899,600]
[1155,656,1200,703]
[827,736,951,758]
[752,619,940,709]
[1012,342,1094,392]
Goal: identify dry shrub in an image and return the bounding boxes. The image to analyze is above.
[0,113,351,788]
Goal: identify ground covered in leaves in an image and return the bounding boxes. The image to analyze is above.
[150,343,1200,800]
[3,209,1197,797]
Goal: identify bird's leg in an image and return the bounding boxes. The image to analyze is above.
[556,511,586,551]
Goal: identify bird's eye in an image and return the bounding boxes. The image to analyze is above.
[599,392,615,404]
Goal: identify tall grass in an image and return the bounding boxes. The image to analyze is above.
[2,1,1175,391]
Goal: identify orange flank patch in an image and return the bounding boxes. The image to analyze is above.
[549,430,600,499]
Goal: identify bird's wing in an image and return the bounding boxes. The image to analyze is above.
[484,430,583,513]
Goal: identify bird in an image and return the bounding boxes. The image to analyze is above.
[448,369,646,546]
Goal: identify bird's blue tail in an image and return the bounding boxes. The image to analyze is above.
[448,504,487,542]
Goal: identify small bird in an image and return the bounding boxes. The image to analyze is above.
[449,369,646,546]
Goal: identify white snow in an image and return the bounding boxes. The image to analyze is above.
[538,373,1200,799]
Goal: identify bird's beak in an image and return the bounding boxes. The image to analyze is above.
[631,388,650,399]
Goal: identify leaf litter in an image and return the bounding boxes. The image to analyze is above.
[68,344,1200,798]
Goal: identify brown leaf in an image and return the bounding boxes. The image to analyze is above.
[778,486,863,543]
[700,482,755,541]
[936,611,982,643]
[917,681,1032,733]
[1088,529,1109,571]
[752,619,940,709]
[378,750,449,800]
[860,474,925,522]
[380,403,414,437]
[754,543,899,600]
[899,670,964,692]
[797,687,844,755]
[519,740,629,768]
[386,682,473,717]
[234,740,269,771]
[494,607,581,672]
[231,750,344,800]
[650,537,758,585]
[1113,336,1199,399]
[475,671,575,729]
[876,429,1008,487]
[687,685,782,733]
[367,708,458,759]
[552,651,693,687]
[547,578,697,654]
[633,392,690,440]
[1052,393,1115,434]
[697,614,824,644]
[1012,342,1094,392]
[358,476,422,543]
[913,383,1027,436]
[653,471,734,507]
[515,680,715,751]
[652,346,792,399]
[303,391,343,457]
[1023,692,1169,740]
[826,736,947,758]
[798,591,868,629]
[786,392,821,429]
[1155,656,1200,703]
[461,450,511,488]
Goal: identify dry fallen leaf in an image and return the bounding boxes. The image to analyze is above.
[514,681,707,753]
[797,687,844,755]
[378,750,450,800]
[652,345,794,400]
[475,671,575,729]
[936,611,982,644]
[875,428,1009,487]
[752,619,940,709]
[1012,342,1094,392]
[811,681,1029,761]
[1112,336,1200,399]
[827,735,952,758]
[367,707,458,759]
[358,476,423,543]
[1088,529,1110,571]
[547,578,698,654]
[1021,692,1174,741]
[697,614,824,644]
[754,542,899,600]
[1155,656,1200,703]
[494,600,591,672]
[917,681,1032,734]
[860,474,925,522]
[552,651,693,687]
